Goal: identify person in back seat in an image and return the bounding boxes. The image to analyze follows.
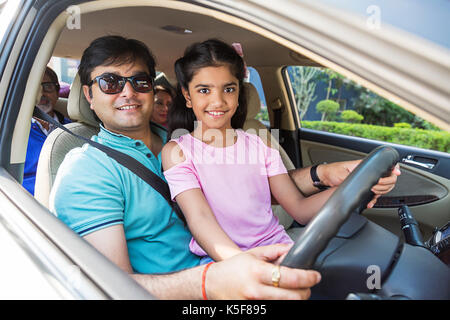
[23,66,71,195]
[150,84,173,128]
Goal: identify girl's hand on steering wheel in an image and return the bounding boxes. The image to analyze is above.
[320,161,401,208]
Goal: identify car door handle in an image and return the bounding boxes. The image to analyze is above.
[402,155,436,170]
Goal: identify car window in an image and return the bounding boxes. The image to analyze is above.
[248,66,269,127]
[286,66,449,153]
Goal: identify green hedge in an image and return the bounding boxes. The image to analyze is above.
[302,121,450,153]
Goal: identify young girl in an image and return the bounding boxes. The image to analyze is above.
[161,39,335,263]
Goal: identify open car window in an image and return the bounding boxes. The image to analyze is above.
[286,65,448,153]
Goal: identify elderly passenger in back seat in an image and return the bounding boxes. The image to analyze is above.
[23,66,71,195]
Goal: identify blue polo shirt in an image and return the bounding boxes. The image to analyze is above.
[50,124,201,274]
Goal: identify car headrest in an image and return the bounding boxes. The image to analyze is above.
[67,73,99,127]
[244,82,262,120]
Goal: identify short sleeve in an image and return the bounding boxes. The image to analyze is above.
[265,145,288,177]
[163,159,201,201]
[49,147,125,237]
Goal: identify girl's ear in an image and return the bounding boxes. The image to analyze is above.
[181,87,192,108]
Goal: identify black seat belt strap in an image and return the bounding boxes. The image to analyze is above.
[33,107,185,223]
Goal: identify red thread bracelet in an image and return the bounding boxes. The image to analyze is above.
[202,262,214,300]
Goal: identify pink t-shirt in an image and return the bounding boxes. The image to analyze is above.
[163,129,293,257]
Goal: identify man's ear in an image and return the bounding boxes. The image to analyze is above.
[82,85,94,109]
[181,87,192,108]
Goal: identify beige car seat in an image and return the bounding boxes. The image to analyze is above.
[54,97,69,119]
[243,82,300,234]
[35,74,99,208]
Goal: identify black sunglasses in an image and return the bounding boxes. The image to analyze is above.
[88,73,154,94]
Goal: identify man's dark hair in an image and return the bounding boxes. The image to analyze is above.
[44,66,60,92]
[78,35,157,86]
[168,39,247,138]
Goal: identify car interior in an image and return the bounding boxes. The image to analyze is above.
[1,1,448,299]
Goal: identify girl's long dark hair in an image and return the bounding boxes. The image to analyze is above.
[167,39,247,138]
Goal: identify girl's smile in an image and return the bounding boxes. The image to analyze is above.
[206,110,227,118]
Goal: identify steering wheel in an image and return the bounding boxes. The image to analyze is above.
[281,145,399,269]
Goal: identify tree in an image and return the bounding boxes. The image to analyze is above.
[352,91,442,130]
[313,68,442,130]
[323,70,340,100]
[288,66,319,119]
[341,110,364,123]
[353,90,414,126]
[394,122,411,129]
[316,99,340,121]
[315,69,348,100]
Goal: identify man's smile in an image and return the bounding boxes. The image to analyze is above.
[116,104,141,111]
[39,96,50,105]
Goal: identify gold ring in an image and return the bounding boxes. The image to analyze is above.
[272,265,281,287]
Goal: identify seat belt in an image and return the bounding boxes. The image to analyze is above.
[33,107,186,224]
[271,98,284,143]
[273,108,282,130]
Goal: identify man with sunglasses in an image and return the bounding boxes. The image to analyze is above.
[23,66,71,195]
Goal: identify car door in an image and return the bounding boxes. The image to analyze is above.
[296,123,450,239]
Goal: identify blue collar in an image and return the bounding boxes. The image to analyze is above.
[97,123,167,147]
